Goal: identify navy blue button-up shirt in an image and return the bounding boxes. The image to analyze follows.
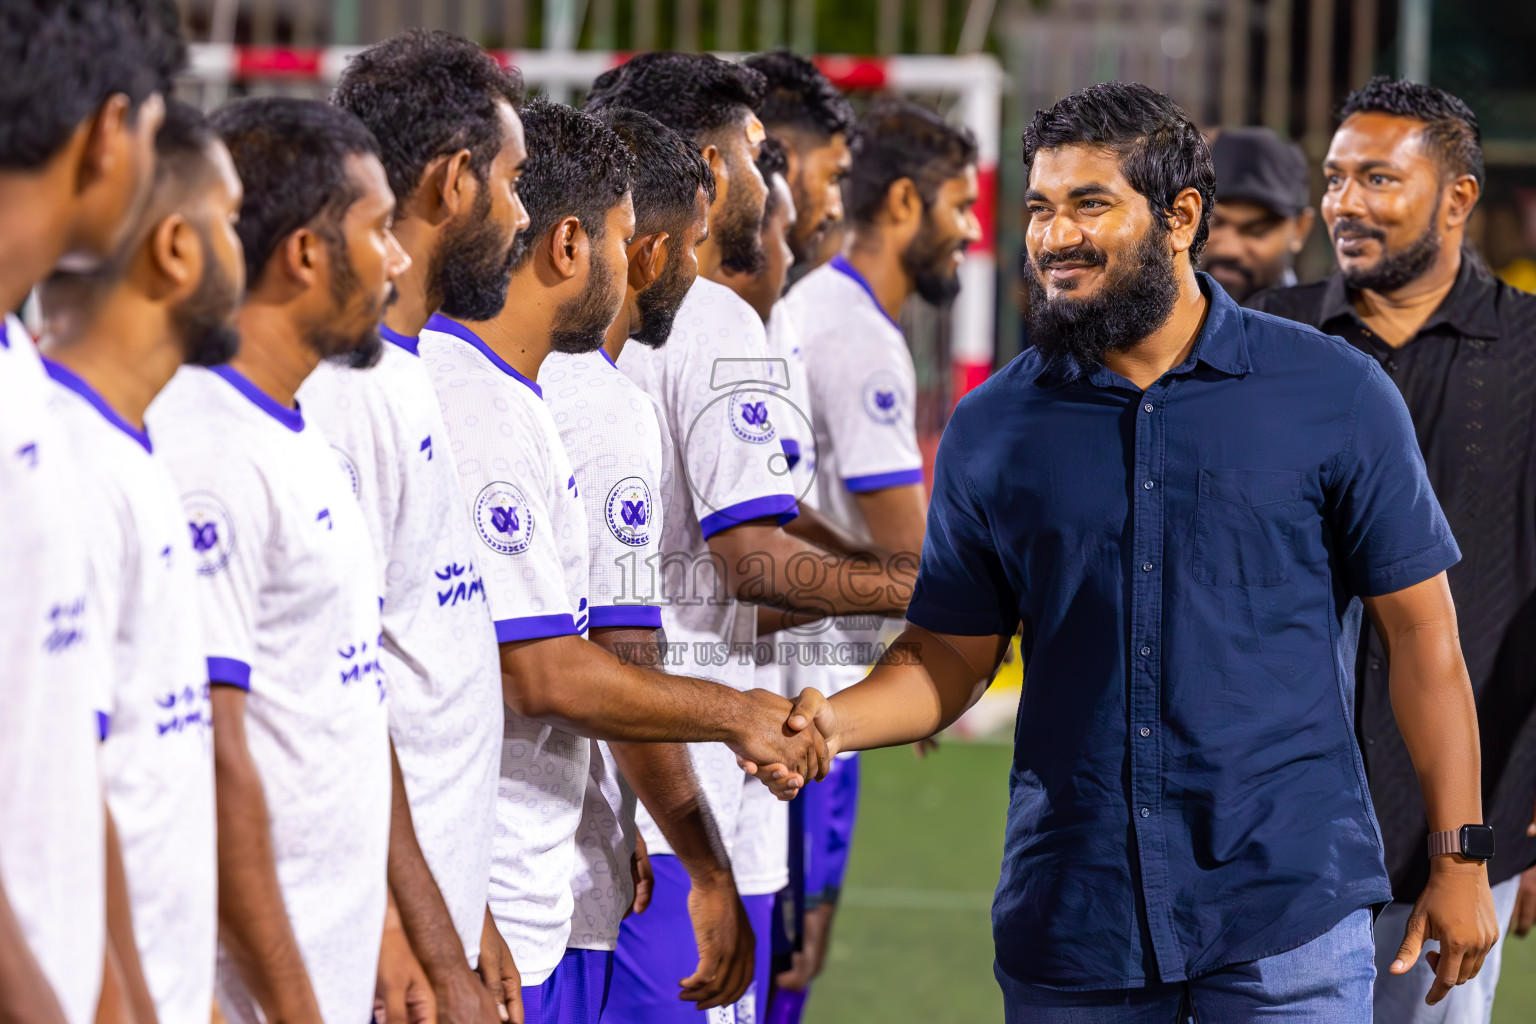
[907,275,1459,989]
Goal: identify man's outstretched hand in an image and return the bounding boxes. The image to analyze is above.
[738,688,839,792]
[727,688,829,798]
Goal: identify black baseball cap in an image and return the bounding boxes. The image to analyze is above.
[1212,127,1311,217]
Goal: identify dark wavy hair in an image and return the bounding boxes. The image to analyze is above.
[331,29,525,203]
[508,99,635,273]
[210,98,383,279]
[742,50,855,139]
[1023,82,1215,260]
[0,0,186,169]
[844,99,978,228]
[1338,76,1484,189]
[585,52,765,142]
[592,106,715,239]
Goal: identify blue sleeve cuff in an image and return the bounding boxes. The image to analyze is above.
[1354,539,1462,598]
[844,468,925,493]
[780,438,802,470]
[588,605,664,629]
[494,613,579,643]
[96,711,110,742]
[699,494,800,539]
[207,656,252,690]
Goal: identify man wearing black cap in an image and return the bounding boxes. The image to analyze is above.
[1202,127,1315,304]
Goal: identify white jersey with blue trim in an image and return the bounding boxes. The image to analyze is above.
[781,258,924,693]
[540,347,674,949]
[421,315,592,983]
[298,330,502,967]
[0,318,106,1024]
[45,359,215,1024]
[616,277,799,860]
[763,307,817,513]
[147,363,390,1024]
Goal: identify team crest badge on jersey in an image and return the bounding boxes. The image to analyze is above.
[862,370,905,425]
[183,490,235,576]
[728,389,777,444]
[474,480,534,555]
[605,476,653,547]
[332,444,360,496]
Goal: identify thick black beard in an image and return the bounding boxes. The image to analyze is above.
[549,244,622,355]
[902,212,965,307]
[716,169,767,277]
[1025,227,1180,373]
[316,234,388,369]
[1335,205,1442,293]
[437,187,519,321]
[176,223,242,367]
[631,248,693,349]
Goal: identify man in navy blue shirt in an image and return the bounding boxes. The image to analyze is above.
[750,82,1498,1021]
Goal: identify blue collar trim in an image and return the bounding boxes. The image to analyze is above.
[43,358,153,453]
[426,313,543,398]
[831,255,903,330]
[211,364,305,432]
[599,346,617,368]
[379,323,420,356]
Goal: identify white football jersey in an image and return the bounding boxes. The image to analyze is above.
[421,315,592,984]
[541,347,676,949]
[617,278,799,859]
[763,308,817,513]
[147,363,391,1024]
[781,258,923,692]
[44,359,215,1024]
[298,328,502,966]
[0,318,106,1024]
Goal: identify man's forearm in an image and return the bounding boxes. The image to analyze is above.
[0,882,68,1024]
[386,742,466,977]
[104,808,157,1024]
[1386,626,1483,832]
[709,521,915,620]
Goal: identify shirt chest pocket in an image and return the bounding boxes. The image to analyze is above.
[1192,469,1304,587]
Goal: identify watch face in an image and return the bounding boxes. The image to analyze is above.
[1462,825,1496,860]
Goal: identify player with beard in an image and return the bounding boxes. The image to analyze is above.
[148,97,411,1024]
[1252,78,1536,1023]
[586,55,919,1024]
[0,4,182,1022]
[423,99,825,1024]
[34,101,241,1024]
[769,100,979,1024]
[299,31,530,1023]
[740,51,854,270]
[761,80,1501,1020]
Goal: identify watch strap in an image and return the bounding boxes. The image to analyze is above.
[1427,829,1461,857]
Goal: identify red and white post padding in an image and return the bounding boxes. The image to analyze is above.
[185,46,1003,401]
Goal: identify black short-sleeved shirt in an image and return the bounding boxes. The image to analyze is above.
[909,275,1457,989]
[1252,262,1536,899]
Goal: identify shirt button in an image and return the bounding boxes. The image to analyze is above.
[1139,726,1151,738]
[1140,646,1152,657]
[1139,807,1151,818]
[1143,403,1154,413]
[1141,562,1154,573]
[1142,480,1155,490]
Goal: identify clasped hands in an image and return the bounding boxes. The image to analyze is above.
[729,687,836,800]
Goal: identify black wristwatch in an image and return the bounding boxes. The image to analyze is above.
[1428,824,1495,862]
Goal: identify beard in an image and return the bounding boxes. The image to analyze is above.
[549,243,622,355]
[715,173,767,277]
[174,226,242,367]
[1334,200,1442,293]
[313,234,389,369]
[631,248,693,349]
[787,178,829,267]
[903,212,966,306]
[436,187,519,321]
[1025,226,1180,373]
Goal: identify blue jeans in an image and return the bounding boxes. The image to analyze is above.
[997,908,1375,1023]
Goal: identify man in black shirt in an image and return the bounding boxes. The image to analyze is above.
[1252,76,1536,1022]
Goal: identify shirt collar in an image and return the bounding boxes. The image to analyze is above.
[43,358,153,453]
[211,364,305,432]
[379,323,419,356]
[1318,255,1501,341]
[426,313,543,398]
[1032,272,1251,388]
[830,255,903,331]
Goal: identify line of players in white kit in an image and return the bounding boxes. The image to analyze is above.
[0,10,981,1024]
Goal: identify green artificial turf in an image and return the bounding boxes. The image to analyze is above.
[804,742,1536,1023]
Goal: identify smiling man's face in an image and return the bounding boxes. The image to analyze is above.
[1024,143,1159,302]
